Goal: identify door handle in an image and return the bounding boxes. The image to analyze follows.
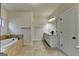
[60,44,63,47]
[72,37,76,39]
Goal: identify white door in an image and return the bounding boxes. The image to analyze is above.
[56,17,63,49]
[60,7,77,56]
[21,27,32,45]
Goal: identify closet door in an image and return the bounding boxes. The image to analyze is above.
[60,7,77,56]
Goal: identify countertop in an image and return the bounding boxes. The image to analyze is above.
[44,32,56,36]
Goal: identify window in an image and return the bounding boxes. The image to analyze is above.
[0,17,4,28]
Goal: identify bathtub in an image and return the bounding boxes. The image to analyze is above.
[0,38,18,52]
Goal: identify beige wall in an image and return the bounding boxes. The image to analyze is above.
[49,3,77,18]
[33,15,48,40]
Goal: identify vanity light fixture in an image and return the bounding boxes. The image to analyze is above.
[48,17,56,22]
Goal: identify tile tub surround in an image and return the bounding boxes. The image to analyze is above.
[10,34,23,39]
[0,34,23,40]
[16,40,65,56]
[0,52,8,56]
[0,35,11,40]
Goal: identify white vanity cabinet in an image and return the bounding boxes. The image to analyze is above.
[56,5,79,56]
[43,33,57,48]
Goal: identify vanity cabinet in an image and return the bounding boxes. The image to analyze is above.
[43,33,57,48]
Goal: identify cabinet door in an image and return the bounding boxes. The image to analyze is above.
[60,7,77,56]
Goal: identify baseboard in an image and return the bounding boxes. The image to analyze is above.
[42,40,51,47]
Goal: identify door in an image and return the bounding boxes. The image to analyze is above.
[56,17,63,49]
[21,27,32,45]
[60,7,77,56]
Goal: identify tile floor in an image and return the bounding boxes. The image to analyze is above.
[16,40,65,56]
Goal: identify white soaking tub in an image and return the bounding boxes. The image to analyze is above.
[0,38,18,52]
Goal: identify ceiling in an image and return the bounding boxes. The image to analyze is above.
[2,3,60,17]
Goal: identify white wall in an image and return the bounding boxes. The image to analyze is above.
[48,4,78,55]
[1,8,8,35]
[7,11,48,41]
[7,11,34,45]
[33,15,48,40]
[48,4,77,48]
[8,11,33,34]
